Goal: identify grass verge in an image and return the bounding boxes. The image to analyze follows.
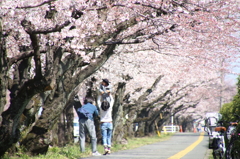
[208,150,213,159]
[4,133,172,159]
[205,149,213,159]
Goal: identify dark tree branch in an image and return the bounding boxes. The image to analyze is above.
[142,89,172,108]
[21,20,70,35]
[8,50,46,66]
[139,75,164,101]
[172,0,210,13]
[87,17,138,47]
[21,20,42,79]
[87,3,134,11]
[16,0,57,9]
[31,36,42,79]
[105,21,176,46]
[141,81,203,110]
[134,2,169,15]
[104,39,142,45]
[70,44,117,91]
[173,101,200,116]
[21,19,70,79]
[87,2,170,15]
[32,21,70,34]
[126,75,165,112]
[8,51,34,66]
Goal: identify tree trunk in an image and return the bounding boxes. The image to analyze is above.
[0,18,7,118]
[0,77,51,156]
[57,113,66,147]
[137,122,146,137]
[65,102,74,145]
[112,82,126,143]
[0,19,16,154]
[20,44,116,155]
[20,83,67,155]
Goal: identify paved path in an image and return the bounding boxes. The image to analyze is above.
[81,132,209,159]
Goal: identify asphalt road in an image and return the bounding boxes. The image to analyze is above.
[81,132,209,159]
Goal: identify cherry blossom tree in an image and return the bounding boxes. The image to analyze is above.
[0,0,239,156]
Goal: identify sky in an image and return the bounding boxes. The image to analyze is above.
[225,59,240,85]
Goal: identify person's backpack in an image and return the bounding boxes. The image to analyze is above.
[77,107,93,119]
[101,100,110,111]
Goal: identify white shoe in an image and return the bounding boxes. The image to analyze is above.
[92,151,101,156]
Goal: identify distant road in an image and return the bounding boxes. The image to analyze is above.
[82,132,209,159]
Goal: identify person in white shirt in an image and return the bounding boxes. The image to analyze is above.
[99,97,114,154]
[98,79,114,154]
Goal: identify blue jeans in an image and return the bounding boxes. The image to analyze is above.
[101,122,113,147]
[79,119,97,152]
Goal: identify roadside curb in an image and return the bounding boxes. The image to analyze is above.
[204,148,212,159]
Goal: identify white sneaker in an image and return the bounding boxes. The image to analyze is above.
[92,151,101,156]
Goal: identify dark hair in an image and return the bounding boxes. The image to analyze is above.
[101,100,110,111]
[84,97,94,104]
[102,79,110,86]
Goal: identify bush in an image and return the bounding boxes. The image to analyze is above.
[220,75,240,122]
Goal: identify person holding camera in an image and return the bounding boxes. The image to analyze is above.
[98,79,112,104]
[97,79,114,155]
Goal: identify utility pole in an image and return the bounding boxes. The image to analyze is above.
[171,113,174,133]
[219,58,225,110]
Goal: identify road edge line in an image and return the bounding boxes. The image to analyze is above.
[168,132,204,159]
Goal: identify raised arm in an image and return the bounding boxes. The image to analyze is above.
[99,84,105,94]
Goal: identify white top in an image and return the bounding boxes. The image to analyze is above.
[99,95,114,122]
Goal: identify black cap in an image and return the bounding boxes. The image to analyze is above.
[102,79,110,85]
